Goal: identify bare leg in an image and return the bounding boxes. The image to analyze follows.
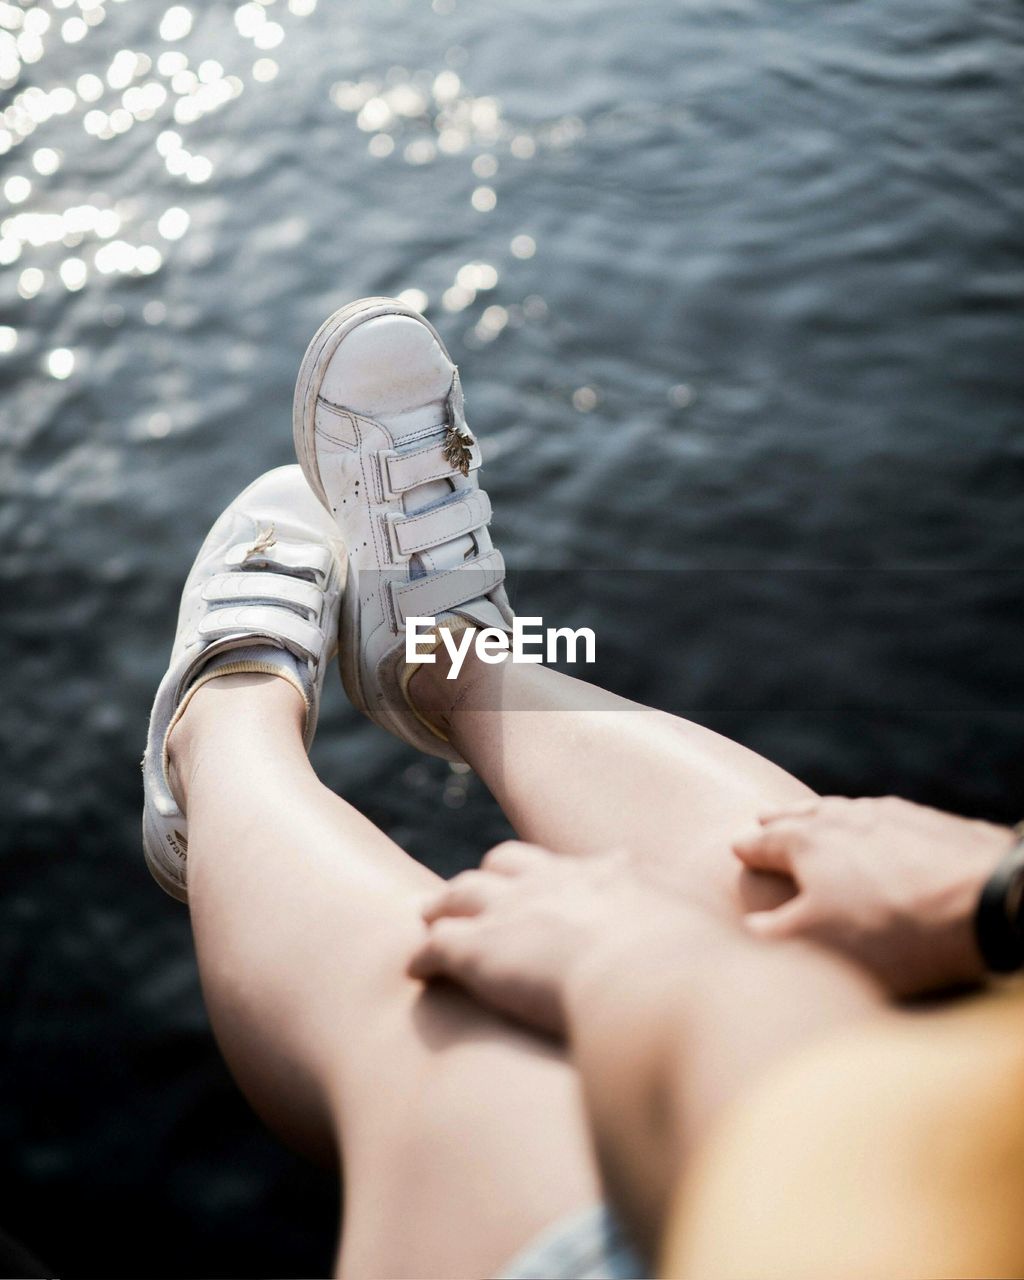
[409,654,885,1250]
[168,674,600,1280]
[410,653,817,915]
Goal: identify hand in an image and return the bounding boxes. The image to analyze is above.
[408,841,660,1036]
[732,795,1013,997]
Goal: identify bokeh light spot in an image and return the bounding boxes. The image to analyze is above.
[32,147,61,175]
[46,347,75,379]
[396,288,428,314]
[471,185,496,212]
[159,7,193,42]
[18,266,44,298]
[59,257,87,290]
[5,174,32,203]
[157,206,189,239]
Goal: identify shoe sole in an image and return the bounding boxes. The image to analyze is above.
[292,296,454,733]
[142,798,189,903]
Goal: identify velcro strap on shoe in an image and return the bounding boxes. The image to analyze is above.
[224,539,334,586]
[202,572,322,619]
[380,437,482,497]
[196,606,323,659]
[390,548,506,625]
[388,491,492,558]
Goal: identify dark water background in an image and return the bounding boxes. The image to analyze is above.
[1,0,1022,1275]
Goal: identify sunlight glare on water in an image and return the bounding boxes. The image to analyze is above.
[0,0,564,385]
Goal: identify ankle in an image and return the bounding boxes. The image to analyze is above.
[164,701,202,813]
[406,646,497,743]
[165,673,306,809]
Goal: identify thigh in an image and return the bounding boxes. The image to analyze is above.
[450,663,810,915]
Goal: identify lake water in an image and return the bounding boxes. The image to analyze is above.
[1,0,1022,1274]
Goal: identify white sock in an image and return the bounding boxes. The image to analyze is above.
[167,643,311,741]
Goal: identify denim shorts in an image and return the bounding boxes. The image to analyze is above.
[498,1204,646,1279]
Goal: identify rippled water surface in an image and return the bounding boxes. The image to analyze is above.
[2,0,1023,1274]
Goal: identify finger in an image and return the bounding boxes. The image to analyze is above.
[731,826,800,876]
[758,795,858,826]
[743,896,813,942]
[480,840,554,876]
[757,799,820,825]
[421,870,506,923]
[407,918,480,981]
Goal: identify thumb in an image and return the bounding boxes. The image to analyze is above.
[743,896,812,942]
[732,826,799,878]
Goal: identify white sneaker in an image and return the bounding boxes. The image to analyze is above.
[142,465,345,901]
[293,297,512,761]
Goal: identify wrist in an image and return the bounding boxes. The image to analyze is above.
[936,822,1016,987]
[974,823,1024,974]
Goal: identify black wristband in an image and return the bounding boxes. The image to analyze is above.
[975,826,1024,974]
